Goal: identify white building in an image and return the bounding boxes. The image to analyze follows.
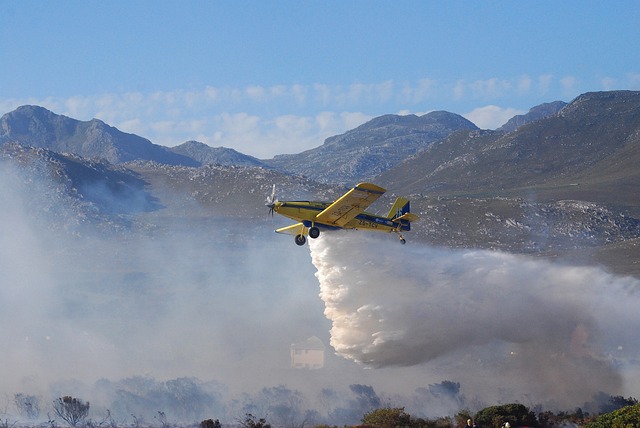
[290,336,325,369]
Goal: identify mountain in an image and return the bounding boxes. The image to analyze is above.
[265,111,478,184]
[380,91,640,206]
[374,91,640,275]
[0,105,198,166]
[1,91,639,276]
[169,140,267,168]
[497,100,567,133]
[0,142,161,233]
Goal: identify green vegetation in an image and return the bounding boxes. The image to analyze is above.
[360,407,452,428]
[361,407,412,427]
[7,394,640,428]
[355,401,640,428]
[473,403,537,428]
[584,402,640,428]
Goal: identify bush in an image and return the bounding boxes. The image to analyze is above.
[474,403,537,428]
[584,402,640,427]
[52,396,90,427]
[361,407,411,427]
[200,419,222,428]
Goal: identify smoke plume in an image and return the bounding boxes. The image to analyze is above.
[309,232,640,406]
[3,156,640,422]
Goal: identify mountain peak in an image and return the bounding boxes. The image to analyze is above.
[1,106,198,166]
[266,110,478,184]
[498,101,567,133]
[170,140,266,167]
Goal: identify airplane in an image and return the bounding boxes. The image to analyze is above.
[265,182,419,246]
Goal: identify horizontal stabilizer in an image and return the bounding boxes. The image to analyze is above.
[275,223,306,236]
[393,212,419,222]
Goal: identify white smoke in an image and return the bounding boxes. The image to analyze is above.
[309,232,640,406]
[4,154,640,420]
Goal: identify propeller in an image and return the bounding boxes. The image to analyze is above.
[265,184,278,216]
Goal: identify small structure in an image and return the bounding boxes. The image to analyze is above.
[290,336,325,369]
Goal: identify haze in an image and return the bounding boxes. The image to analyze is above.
[2,159,640,425]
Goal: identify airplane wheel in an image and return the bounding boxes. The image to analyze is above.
[295,234,307,246]
[309,227,320,239]
[400,238,406,245]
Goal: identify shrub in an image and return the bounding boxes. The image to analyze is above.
[584,402,640,427]
[361,407,411,427]
[52,396,90,427]
[474,403,537,428]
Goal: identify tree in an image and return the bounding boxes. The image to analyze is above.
[200,419,222,428]
[238,414,271,428]
[14,393,40,419]
[584,402,640,428]
[474,403,537,428]
[52,396,90,427]
[361,407,412,428]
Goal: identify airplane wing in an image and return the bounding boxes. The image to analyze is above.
[315,182,386,227]
[275,223,306,236]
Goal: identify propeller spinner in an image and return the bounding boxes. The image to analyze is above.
[265,184,278,216]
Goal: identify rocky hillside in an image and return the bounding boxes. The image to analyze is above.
[0,105,198,166]
[375,91,640,276]
[169,140,268,168]
[0,106,266,168]
[497,100,567,133]
[265,111,479,184]
[380,91,640,207]
[1,91,639,276]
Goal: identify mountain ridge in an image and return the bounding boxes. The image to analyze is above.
[379,90,640,208]
[265,110,479,184]
[1,91,640,275]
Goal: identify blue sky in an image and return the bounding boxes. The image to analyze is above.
[1,1,639,158]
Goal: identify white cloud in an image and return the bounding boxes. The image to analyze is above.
[538,74,553,94]
[601,77,617,91]
[400,78,437,104]
[2,73,636,158]
[291,84,308,105]
[464,105,525,130]
[198,111,371,158]
[117,118,144,136]
[627,72,640,88]
[246,85,267,101]
[517,75,533,95]
[560,75,579,96]
[468,77,512,99]
[453,80,465,100]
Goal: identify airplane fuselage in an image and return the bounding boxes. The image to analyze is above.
[273,201,410,233]
[267,182,418,245]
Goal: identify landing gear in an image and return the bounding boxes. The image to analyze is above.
[309,226,320,239]
[295,234,307,246]
[394,229,407,244]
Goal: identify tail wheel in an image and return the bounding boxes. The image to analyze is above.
[295,234,307,246]
[309,226,320,239]
[400,238,406,245]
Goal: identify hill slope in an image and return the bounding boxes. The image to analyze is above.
[1,91,639,276]
[169,140,267,168]
[380,91,640,208]
[265,111,478,184]
[0,105,198,166]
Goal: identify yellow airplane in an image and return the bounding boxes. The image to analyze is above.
[266,182,419,246]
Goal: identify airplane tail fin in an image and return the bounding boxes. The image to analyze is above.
[387,197,419,226]
[387,197,410,219]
